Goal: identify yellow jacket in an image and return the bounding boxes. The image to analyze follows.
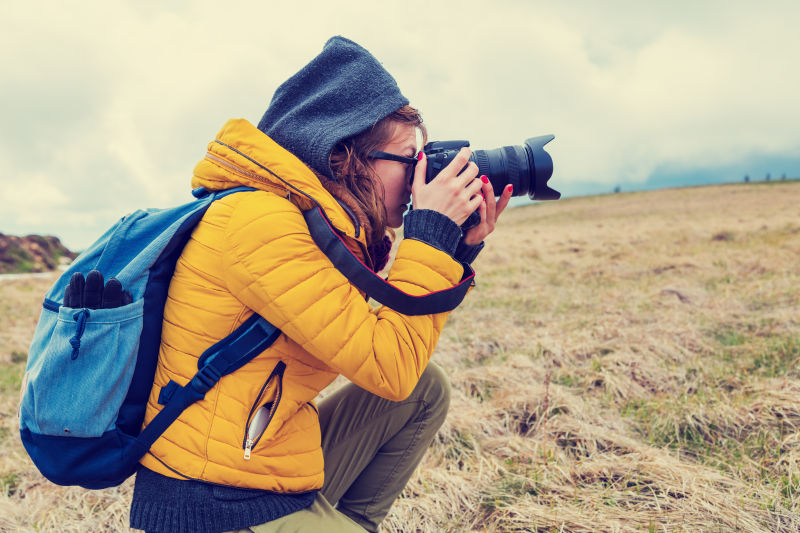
[139,119,465,492]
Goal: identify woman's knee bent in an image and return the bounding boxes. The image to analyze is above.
[413,362,451,425]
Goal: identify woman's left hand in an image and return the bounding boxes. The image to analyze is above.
[462,178,513,246]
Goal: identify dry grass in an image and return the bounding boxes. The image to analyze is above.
[1,181,799,532]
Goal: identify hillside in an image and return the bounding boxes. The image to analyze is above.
[0,233,75,274]
[0,181,798,532]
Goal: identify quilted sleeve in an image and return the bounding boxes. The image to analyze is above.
[222,192,465,401]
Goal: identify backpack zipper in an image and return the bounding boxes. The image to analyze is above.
[243,361,286,460]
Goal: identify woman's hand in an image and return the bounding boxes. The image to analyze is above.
[411,148,484,226]
[462,178,513,246]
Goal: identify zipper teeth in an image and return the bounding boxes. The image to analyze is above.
[242,376,273,448]
[242,362,286,450]
[205,152,277,187]
[249,378,282,447]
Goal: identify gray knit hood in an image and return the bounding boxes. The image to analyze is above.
[257,36,409,179]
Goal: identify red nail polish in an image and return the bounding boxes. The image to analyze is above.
[417,152,424,161]
[481,175,489,184]
[508,184,513,193]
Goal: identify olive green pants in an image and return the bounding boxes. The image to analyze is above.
[228,362,451,533]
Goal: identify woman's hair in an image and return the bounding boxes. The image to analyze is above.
[329,105,427,246]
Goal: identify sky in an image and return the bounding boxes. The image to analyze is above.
[1,1,799,250]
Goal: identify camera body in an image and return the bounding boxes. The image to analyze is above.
[422,135,560,230]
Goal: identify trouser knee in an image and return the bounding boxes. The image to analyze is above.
[414,362,451,426]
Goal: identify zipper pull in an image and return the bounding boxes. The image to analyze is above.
[244,438,253,460]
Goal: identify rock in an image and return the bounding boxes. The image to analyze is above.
[0,233,76,274]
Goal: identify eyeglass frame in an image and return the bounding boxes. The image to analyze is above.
[367,150,419,167]
[367,150,420,183]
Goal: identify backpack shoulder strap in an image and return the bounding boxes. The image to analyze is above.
[129,314,280,461]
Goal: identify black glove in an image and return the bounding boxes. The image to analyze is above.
[63,270,133,309]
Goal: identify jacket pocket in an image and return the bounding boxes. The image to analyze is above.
[243,360,286,460]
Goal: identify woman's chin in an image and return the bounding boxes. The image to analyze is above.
[385,205,406,229]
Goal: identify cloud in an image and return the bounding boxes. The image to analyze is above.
[1,1,798,248]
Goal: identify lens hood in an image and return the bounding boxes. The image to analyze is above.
[524,135,560,200]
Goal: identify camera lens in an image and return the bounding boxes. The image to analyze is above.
[472,135,560,200]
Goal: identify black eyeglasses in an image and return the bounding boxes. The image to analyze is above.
[368,150,418,182]
[368,150,418,167]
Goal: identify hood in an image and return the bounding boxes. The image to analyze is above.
[192,118,364,243]
[256,36,408,179]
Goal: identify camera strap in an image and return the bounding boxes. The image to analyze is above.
[304,206,475,316]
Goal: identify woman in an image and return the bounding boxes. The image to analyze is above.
[130,36,512,533]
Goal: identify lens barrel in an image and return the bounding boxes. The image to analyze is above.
[471,135,559,200]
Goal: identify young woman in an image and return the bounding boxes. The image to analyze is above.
[130,36,512,533]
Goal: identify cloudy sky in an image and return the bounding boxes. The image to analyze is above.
[2,1,799,249]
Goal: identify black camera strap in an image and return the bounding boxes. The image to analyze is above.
[304,206,475,316]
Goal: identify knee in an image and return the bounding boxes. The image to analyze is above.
[416,362,451,424]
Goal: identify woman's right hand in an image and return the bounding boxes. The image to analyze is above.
[411,147,485,226]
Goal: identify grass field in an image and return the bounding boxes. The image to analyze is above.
[0,181,798,532]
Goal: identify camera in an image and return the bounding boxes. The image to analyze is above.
[423,135,560,229]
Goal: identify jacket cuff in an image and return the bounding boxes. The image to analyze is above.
[403,209,462,257]
[454,240,484,264]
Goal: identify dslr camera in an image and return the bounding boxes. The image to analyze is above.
[423,135,560,229]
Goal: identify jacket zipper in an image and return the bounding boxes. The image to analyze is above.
[243,361,286,460]
[205,152,277,188]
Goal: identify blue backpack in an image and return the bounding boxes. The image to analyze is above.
[18,186,282,489]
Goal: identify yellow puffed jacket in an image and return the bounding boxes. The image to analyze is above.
[139,119,465,492]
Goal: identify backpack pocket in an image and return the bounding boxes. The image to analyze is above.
[20,298,145,438]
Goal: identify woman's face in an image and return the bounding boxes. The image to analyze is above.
[373,122,417,228]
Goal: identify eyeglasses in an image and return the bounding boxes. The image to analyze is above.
[368,150,418,182]
[368,150,419,167]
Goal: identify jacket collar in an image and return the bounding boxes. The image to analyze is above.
[192,119,365,244]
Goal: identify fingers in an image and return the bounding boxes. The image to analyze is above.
[102,278,123,309]
[461,179,513,245]
[464,174,484,200]
[433,147,475,182]
[64,270,133,309]
[411,152,427,206]
[477,191,488,225]
[66,272,85,308]
[450,147,472,177]
[63,284,75,308]
[84,270,104,309]
[495,184,513,220]
[481,177,497,223]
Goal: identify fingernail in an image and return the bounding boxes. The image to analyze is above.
[481,175,489,184]
[508,184,513,193]
[417,152,424,161]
